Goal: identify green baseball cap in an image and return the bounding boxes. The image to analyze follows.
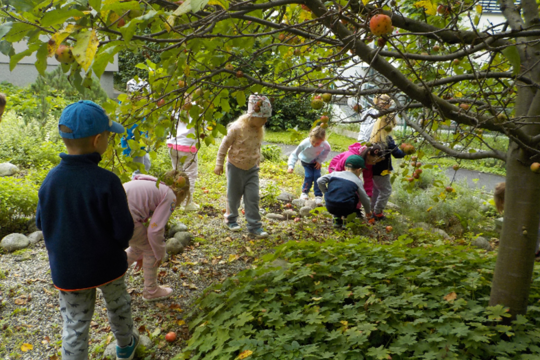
[345,155,365,169]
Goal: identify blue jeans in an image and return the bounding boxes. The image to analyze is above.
[301,161,322,197]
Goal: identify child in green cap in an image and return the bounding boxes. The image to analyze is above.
[317,155,372,228]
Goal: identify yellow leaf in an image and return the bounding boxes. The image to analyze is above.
[177,320,186,326]
[72,29,99,71]
[21,343,33,352]
[340,320,348,326]
[475,4,482,13]
[444,292,457,302]
[228,254,239,262]
[413,0,437,15]
[47,25,80,57]
[362,0,370,5]
[237,350,253,359]
[312,297,322,301]
[426,206,433,212]
[208,0,229,9]
[380,170,391,176]
[184,64,190,77]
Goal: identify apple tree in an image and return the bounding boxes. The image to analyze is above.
[1,0,540,317]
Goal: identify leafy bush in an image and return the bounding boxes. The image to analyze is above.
[265,96,320,131]
[391,166,485,234]
[261,145,283,163]
[178,239,540,360]
[0,176,38,238]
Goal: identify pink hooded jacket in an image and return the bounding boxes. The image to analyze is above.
[328,142,374,197]
[123,175,177,261]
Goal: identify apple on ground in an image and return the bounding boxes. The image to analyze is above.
[165,332,177,342]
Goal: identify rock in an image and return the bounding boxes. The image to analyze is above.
[282,210,298,219]
[167,223,188,238]
[266,213,286,221]
[277,192,294,202]
[162,253,169,263]
[260,179,276,190]
[494,217,504,233]
[104,342,116,359]
[0,162,19,177]
[166,238,185,255]
[174,231,193,247]
[139,335,152,349]
[415,222,432,230]
[386,202,399,211]
[305,200,317,210]
[1,233,30,252]
[432,228,451,240]
[472,236,492,251]
[259,208,266,215]
[27,231,44,244]
[292,199,306,208]
[27,218,39,234]
[299,206,313,217]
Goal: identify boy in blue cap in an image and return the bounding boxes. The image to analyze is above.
[317,155,372,228]
[36,101,139,360]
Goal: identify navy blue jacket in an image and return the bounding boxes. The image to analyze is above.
[372,136,406,176]
[36,153,134,291]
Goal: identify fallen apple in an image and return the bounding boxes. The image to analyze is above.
[165,332,177,342]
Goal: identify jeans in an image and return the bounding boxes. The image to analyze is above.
[301,161,322,197]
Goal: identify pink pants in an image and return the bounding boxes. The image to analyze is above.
[125,223,160,291]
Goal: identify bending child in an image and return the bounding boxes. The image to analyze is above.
[36,101,138,360]
[0,93,6,124]
[214,94,271,239]
[317,155,372,229]
[124,171,190,301]
[287,126,331,205]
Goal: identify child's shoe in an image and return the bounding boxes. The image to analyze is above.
[223,222,241,232]
[300,193,309,201]
[374,212,387,221]
[249,228,269,239]
[143,286,173,302]
[116,333,139,360]
[314,196,324,206]
[184,202,200,211]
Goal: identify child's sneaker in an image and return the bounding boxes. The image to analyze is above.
[374,212,387,221]
[300,193,309,201]
[143,286,173,302]
[223,222,241,232]
[116,333,139,360]
[314,196,323,206]
[184,202,200,211]
[249,228,269,239]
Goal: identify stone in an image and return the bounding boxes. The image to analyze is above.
[299,206,313,217]
[472,236,492,251]
[166,238,185,255]
[174,231,193,247]
[139,335,152,348]
[0,162,19,177]
[27,218,39,234]
[292,199,306,208]
[494,217,503,233]
[277,192,294,202]
[386,202,399,211]
[282,210,298,219]
[27,231,44,244]
[266,213,286,221]
[167,223,188,238]
[1,233,30,252]
[432,228,451,240]
[104,342,116,359]
[162,253,169,263]
[305,200,317,210]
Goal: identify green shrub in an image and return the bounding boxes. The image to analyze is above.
[0,176,38,238]
[177,239,540,360]
[261,145,283,163]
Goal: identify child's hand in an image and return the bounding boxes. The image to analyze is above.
[214,166,223,176]
[134,259,143,272]
[314,162,321,170]
[287,167,294,173]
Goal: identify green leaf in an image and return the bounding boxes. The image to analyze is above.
[35,41,48,76]
[89,0,102,11]
[502,45,521,75]
[4,22,34,43]
[10,45,38,71]
[92,43,122,78]
[236,91,246,107]
[220,98,231,112]
[102,1,141,12]
[41,9,85,27]
[0,22,14,40]
[367,345,391,360]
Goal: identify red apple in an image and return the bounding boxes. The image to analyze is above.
[531,162,540,173]
[386,226,393,233]
[165,332,177,342]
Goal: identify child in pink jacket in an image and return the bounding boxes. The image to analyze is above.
[123,171,190,301]
[328,143,383,197]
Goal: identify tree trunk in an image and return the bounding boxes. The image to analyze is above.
[489,142,540,317]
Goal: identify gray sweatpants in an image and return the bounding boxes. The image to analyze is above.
[58,276,134,360]
[132,153,151,178]
[371,175,392,214]
[226,162,262,232]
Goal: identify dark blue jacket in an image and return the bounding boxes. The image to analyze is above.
[36,152,134,291]
[372,136,406,176]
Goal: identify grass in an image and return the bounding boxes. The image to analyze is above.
[263,129,356,152]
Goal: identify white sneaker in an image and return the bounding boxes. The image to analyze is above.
[184,202,200,211]
[315,196,323,206]
[300,193,309,200]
